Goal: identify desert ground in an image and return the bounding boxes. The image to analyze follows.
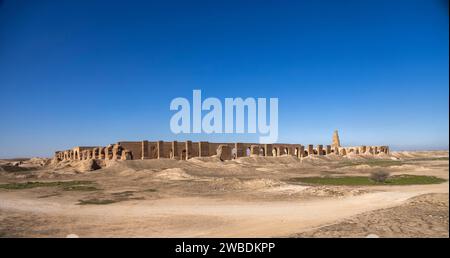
[0,151,448,238]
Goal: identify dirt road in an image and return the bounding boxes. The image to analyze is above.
[0,182,447,237]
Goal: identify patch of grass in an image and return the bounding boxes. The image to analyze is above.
[37,193,61,198]
[0,180,95,190]
[288,175,446,186]
[410,157,449,161]
[62,185,100,191]
[78,198,118,205]
[339,160,404,167]
[78,196,144,205]
[387,175,447,185]
[0,165,33,173]
[78,189,149,205]
[111,191,135,197]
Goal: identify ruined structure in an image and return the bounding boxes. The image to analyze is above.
[54,131,389,162]
[332,130,341,148]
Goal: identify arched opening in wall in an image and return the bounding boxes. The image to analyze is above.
[75,151,79,160]
[181,150,187,160]
[304,150,309,157]
[246,147,251,157]
[272,148,278,157]
[349,149,354,153]
[170,149,174,159]
[322,150,326,155]
[283,148,288,155]
[331,149,335,153]
[260,147,265,156]
[295,148,299,157]
[313,150,318,155]
[231,147,237,159]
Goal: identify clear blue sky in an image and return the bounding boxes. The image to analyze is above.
[0,0,448,158]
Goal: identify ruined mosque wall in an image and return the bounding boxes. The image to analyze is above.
[117,141,142,160]
[54,133,390,162]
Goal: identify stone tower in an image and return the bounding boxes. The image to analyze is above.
[332,130,341,148]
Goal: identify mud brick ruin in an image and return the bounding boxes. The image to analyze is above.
[54,130,389,162]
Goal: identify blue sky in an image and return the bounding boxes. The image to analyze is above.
[0,0,448,157]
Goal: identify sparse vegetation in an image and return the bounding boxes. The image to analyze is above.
[0,181,95,190]
[62,185,100,191]
[289,175,446,186]
[339,160,404,167]
[338,157,448,168]
[78,198,117,205]
[76,190,150,205]
[0,165,33,173]
[78,194,145,205]
[370,171,390,183]
[112,191,135,197]
[410,157,449,161]
[37,193,61,198]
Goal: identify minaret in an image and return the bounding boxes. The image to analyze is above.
[332,130,341,148]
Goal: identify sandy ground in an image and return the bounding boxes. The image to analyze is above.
[0,151,448,237]
[295,193,449,238]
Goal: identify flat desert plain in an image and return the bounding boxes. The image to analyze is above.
[0,151,448,237]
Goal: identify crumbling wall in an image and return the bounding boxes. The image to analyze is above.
[217,145,232,161]
[317,145,324,156]
[326,145,331,155]
[156,141,166,159]
[250,145,260,156]
[118,141,142,160]
[55,134,390,162]
[234,143,245,158]
[142,140,149,159]
[263,144,272,156]
[198,141,209,157]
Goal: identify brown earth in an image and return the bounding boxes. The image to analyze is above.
[0,151,448,237]
[294,193,448,238]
